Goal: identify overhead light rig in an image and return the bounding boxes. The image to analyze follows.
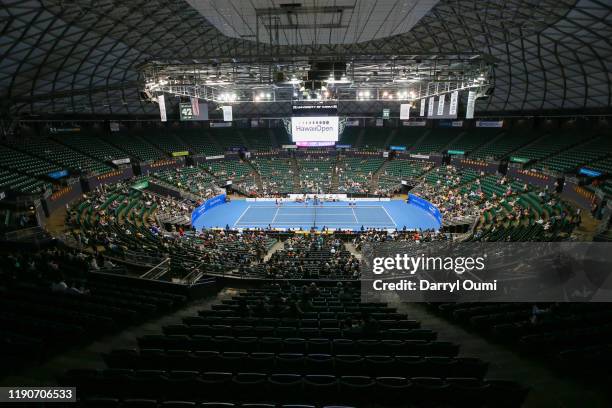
[138,54,494,105]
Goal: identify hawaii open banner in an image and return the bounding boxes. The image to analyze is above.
[466,91,476,119]
[222,106,233,122]
[427,97,435,117]
[158,94,167,122]
[400,104,410,120]
[449,91,459,116]
[437,94,446,116]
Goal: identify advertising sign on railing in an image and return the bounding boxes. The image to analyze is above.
[191,194,226,225]
[409,194,442,225]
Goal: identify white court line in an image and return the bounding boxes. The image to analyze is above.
[351,207,358,223]
[232,205,251,228]
[234,222,396,226]
[273,213,356,216]
[271,207,280,224]
[380,205,398,228]
[246,205,389,209]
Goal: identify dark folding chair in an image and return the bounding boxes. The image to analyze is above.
[121,399,157,408]
[412,377,451,405]
[307,338,331,354]
[160,402,197,408]
[197,372,232,400]
[247,352,275,373]
[268,374,304,402]
[364,355,395,377]
[335,355,364,376]
[303,375,338,404]
[375,377,412,406]
[332,339,354,355]
[305,353,334,374]
[232,372,267,401]
[338,376,375,403]
[276,353,305,372]
[165,349,192,370]
[447,377,490,407]
[221,352,248,372]
[283,338,307,353]
[164,370,200,398]
[260,337,282,353]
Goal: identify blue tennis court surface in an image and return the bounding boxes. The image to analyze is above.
[235,205,395,229]
[192,200,441,231]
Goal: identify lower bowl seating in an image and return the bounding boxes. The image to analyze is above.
[61,285,528,407]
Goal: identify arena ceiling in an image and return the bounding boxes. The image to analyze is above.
[0,0,611,117]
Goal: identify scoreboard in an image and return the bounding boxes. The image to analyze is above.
[180,103,196,121]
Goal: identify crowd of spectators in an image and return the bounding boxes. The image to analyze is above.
[0,246,117,294]
[416,166,483,222]
[153,167,222,200]
[260,234,360,280]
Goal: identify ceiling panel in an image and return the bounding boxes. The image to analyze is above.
[0,0,610,116]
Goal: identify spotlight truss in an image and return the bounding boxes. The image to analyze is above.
[138,54,494,104]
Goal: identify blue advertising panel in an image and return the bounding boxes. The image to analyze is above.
[191,194,226,225]
[390,145,407,151]
[48,170,69,179]
[578,168,602,178]
[409,194,442,225]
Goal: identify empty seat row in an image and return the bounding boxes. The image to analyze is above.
[161,325,436,341]
[83,400,353,408]
[103,349,487,378]
[63,370,527,408]
[186,316,418,328]
[199,309,407,320]
[137,335,454,356]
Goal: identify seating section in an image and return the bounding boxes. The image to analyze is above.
[176,130,223,156]
[251,157,294,194]
[15,138,112,175]
[70,186,275,275]
[205,160,257,195]
[62,285,528,407]
[360,128,391,149]
[412,129,462,154]
[261,235,359,280]
[103,132,166,162]
[210,129,246,150]
[0,144,57,193]
[537,135,612,173]
[272,128,292,146]
[0,250,187,375]
[152,167,221,198]
[296,156,335,193]
[337,156,383,194]
[470,129,537,160]
[338,127,361,147]
[0,168,50,194]
[428,303,612,376]
[446,129,503,154]
[242,129,276,151]
[143,131,191,155]
[386,128,428,150]
[511,131,592,163]
[378,159,434,192]
[53,133,129,162]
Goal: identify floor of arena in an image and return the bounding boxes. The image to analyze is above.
[192,199,441,231]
